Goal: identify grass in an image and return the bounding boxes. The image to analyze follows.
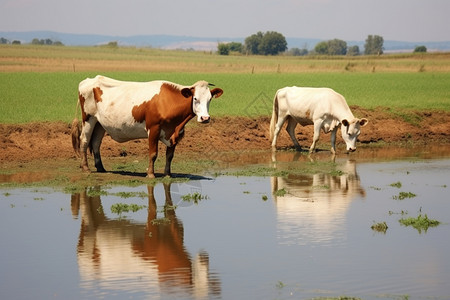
[393,191,417,200]
[1,45,450,123]
[399,214,441,233]
[1,72,449,123]
[371,221,388,233]
[181,192,208,204]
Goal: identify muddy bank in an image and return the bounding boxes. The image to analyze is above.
[0,107,449,165]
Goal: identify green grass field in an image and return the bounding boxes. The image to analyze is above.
[0,71,449,124]
[0,45,449,123]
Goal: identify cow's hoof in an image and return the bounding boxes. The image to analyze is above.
[81,166,91,173]
[146,173,156,179]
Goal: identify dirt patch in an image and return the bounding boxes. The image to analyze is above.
[0,107,449,166]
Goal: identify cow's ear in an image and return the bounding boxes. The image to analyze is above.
[341,119,350,127]
[211,88,223,99]
[359,118,368,127]
[181,87,193,98]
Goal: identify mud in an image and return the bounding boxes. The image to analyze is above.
[0,107,449,166]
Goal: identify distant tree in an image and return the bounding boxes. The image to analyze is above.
[347,45,360,56]
[244,31,264,55]
[258,31,287,55]
[414,45,427,53]
[107,41,118,48]
[314,41,328,55]
[327,39,347,55]
[289,47,308,56]
[53,41,64,46]
[1,37,9,44]
[364,35,384,55]
[12,40,21,45]
[217,43,229,55]
[228,42,243,53]
[244,31,287,55]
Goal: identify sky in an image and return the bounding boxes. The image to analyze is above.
[1,0,449,42]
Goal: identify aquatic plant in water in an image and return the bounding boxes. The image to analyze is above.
[181,192,208,204]
[399,214,440,233]
[371,221,388,233]
[110,203,147,218]
[393,191,416,200]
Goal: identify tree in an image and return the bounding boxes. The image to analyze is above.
[327,39,347,55]
[314,41,328,55]
[414,45,427,53]
[364,35,384,55]
[289,47,308,56]
[347,45,360,56]
[228,42,243,53]
[244,32,264,55]
[1,37,9,44]
[217,43,229,55]
[244,31,287,55]
[258,31,287,55]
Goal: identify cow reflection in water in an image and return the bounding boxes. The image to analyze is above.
[71,183,220,299]
[271,159,365,245]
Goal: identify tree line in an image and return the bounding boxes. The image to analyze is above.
[0,37,64,46]
[218,32,428,56]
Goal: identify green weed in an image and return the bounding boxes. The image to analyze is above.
[274,188,287,197]
[399,214,441,233]
[390,181,402,188]
[110,203,146,217]
[371,221,388,233]
[181,192,208,204]
[393,191,416,200]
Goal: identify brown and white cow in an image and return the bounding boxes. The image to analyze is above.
[72,75,223,178]
[269,87,368,153]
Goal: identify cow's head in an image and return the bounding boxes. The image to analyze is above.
[181,81,223,123]
[340,118,368,152]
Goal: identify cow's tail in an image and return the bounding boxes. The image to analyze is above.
[71,97,81,158]
[269,90,279,141]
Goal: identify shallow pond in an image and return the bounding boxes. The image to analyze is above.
[1,149,450,300]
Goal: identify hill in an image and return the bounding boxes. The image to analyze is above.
[1,30,450,52]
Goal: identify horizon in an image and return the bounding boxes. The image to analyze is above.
[1,0,449,43]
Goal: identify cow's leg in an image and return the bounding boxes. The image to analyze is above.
[90,123,106,172]
[309,121,323,153]
[147,127,160,178]
[271,115,287,149]
[330,127,338,154]
[79,118,97,172]
[286,117,302,151]
[164,146,176,177]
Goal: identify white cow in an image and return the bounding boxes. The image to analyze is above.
[270,87,368,153]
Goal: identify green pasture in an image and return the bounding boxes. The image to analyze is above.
[0,71,449,124]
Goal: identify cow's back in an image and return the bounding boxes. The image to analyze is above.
[78,75,171,142]
[279,87,351,121]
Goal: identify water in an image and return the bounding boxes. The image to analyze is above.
[1,153,450,299]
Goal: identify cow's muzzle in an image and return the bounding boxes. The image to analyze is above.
[199,116,210,123]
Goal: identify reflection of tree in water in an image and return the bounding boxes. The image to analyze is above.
[271,159,366,246]
[70,183,221,299]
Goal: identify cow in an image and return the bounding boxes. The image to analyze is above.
[269,87,368,154]
[71,75,223,178]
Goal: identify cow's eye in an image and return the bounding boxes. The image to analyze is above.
[194,97,199,102]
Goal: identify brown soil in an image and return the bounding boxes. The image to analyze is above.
[1,107,449,166]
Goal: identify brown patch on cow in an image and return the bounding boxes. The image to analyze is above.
[132,99,155,124]
[78,93,88,123]
[93,87,103,103]
[305,110,311,119]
